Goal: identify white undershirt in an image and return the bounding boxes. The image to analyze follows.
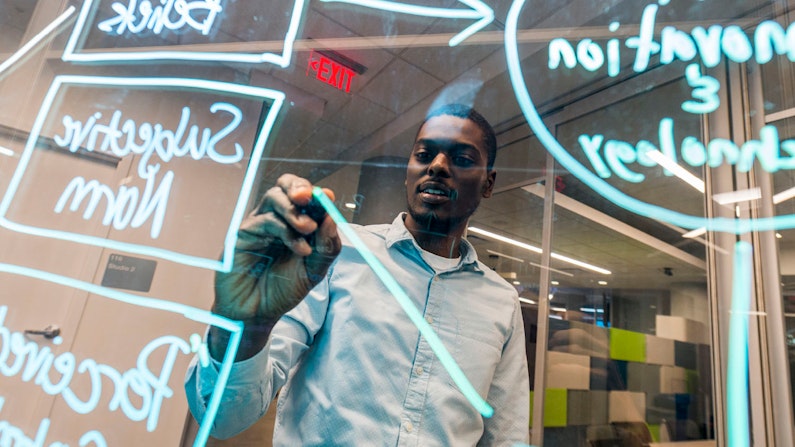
[420,249,462,272]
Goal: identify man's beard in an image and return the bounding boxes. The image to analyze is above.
[407,203,472,236]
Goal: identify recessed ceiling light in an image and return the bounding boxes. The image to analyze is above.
[598,281,608,286]
[550,280,559,285]
[468,226,611,275]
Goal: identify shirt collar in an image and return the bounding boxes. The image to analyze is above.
[385,213,482,273]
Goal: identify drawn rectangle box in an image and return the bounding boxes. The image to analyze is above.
[63,0,307,68]
[0,75,284,272]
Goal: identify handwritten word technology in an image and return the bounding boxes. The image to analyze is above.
[544,0,795,190]
[98,0,223,36]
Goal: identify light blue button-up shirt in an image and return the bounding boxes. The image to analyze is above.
[185,214,530,446]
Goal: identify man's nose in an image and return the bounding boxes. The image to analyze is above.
[427,153,451,177]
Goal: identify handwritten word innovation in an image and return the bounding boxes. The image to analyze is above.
[98,0,223,36]
[0,305,190,433]
[51,102,244,239]
[548,2,795,76]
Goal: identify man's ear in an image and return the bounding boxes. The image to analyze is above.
[482,171,496,198]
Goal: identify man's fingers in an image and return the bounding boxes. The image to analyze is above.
[256,186,317,235]
[238,213,313,256]
[304,215,341,281]
[276,174,314,206]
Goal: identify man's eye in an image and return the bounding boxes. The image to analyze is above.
[415,152,431,161]
[454,156,475,166]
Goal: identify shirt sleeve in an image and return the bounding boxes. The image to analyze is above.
[184,273,332,439]
[478,297,531,446]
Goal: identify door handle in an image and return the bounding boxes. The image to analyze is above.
[24,325,61,339]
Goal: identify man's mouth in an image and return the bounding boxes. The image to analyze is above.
[418,184,457,202]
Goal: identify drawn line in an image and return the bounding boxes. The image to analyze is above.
[0,6,76,76]
[320,0,493,46]
[312,187,494,418]
[727,241,752,447]
[0,262,242,447]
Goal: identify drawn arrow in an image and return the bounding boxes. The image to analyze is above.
[319,0,494,46]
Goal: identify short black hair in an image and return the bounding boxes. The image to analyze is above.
[419,104,498,170]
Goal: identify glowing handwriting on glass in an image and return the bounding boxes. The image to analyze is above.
[579,119,795,183]
[548,4,795,75]
[49,102,244,239]
[0,414,106,447]
[0,76,285,271]
[0,306,188,432]
[0,263,243,447]
[318,0,493,47]
[52,102,245,178]
[312,188,494,418]
[98,0,223,36]
[64,0,307,67]
[506,0,795,234]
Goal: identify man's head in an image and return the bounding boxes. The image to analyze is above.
[404,104,497,237]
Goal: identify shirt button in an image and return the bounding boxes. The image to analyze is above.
[404,421,414,433]
[415,366,424,375]
[425,316,434,324]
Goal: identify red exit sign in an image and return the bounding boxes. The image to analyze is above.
[307,49,364,93]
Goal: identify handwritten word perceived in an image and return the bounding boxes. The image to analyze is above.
[307,52,356,93]
[0,414,106,447]
[53,102,244,179]
[98,0,223,36]
[548,3,795,76]
[0,306,190,432]
[580,118,795,183]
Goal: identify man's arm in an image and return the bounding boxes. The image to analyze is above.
[479,298,531,445]
[210,174,341,361]
[185,174,340,438]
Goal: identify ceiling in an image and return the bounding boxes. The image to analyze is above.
[6,0,793,309]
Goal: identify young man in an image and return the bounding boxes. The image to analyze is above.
[185,104,530,445]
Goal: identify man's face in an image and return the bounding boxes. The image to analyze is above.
[405,114,496,232]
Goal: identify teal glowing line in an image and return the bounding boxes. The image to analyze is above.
[0,75,284,273]
[505,0,795,234]
[0,262,242,447]
[2,270,240,442]
[62,0,307,68]
[319,0,493,46]
[0,6,75,76]
[312,187,494,418]
[727,241,752,447]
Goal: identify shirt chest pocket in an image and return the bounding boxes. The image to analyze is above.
[444,316,504,397]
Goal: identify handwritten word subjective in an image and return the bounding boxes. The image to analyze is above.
[51,102,244,239]
[0,306,190,433]
[98,0,223,36]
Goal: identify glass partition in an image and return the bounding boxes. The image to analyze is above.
[0,0,794,446]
